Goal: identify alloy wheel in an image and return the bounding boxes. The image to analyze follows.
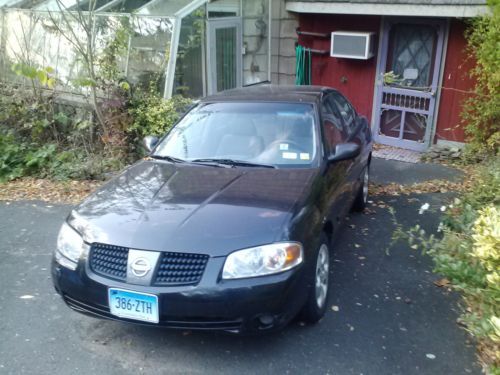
[362,167,369,203]
[315,244,329,308]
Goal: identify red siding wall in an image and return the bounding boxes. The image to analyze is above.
[434,19,476,143]
[298,14,381,121]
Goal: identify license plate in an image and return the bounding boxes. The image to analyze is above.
[108,288,159,323]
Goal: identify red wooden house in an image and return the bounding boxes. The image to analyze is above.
[280,0,488,151]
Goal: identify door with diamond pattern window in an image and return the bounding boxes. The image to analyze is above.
[374,19,445,151]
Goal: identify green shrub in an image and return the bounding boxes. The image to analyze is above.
[128,89,192,142]
[472,205,500,289]
[48,150,126,181]
[0,73,193,181]
[0,134,58,181]
[462,0,500,157]
[391,158,500,372]
[0,135,30,181]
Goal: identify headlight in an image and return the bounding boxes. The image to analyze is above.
[222,242,303,279]
[56,222,86,270]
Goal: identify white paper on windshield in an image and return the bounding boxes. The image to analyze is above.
[300,153,310,160]
[282,152,297,159]
[279,143,289,150]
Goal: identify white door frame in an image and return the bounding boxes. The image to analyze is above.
[206,17,242,95]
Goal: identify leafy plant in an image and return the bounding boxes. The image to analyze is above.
[11,63,56,95]
[382,71,402,85]
[0,134,57,181]
[128,89,192,143]
[391,158,500,373]
[462,0,500,158]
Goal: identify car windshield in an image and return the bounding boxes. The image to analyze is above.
[153,102,318,168]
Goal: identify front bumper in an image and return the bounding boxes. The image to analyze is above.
[51,253,308,333]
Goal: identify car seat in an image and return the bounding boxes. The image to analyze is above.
[215,119,264,159]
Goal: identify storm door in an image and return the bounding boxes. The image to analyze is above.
[374,20,445,151]
[207,17,242,94]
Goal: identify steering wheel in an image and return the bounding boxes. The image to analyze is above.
[267,139,308,153]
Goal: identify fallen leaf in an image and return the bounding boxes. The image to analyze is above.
[0,178,103,204]
[434,278,450,287]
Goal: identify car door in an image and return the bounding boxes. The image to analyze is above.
[320,93,351,233]
[329,92,366,205]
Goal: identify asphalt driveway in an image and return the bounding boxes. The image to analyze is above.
[0,159,479,375]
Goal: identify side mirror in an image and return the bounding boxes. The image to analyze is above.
[143,135,159,153]
[327,143,361,163]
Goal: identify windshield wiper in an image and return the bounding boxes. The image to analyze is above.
[150,155,187,163]
[191,158,276,169]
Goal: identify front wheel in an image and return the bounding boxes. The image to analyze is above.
[300,235,330,323]
[352,165,369,212]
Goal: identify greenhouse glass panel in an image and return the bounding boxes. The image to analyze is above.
[68,0,111,11]
[173,4,204,97]
[2,11,22,83]
[35,0,79,11]
[3,11,69,88]
[99,0,150,13]
[0,0,26,8]
[35,0,113,11]
[0,11,4,80]
[29,12,62,71]
[53,14,90,92]
[137,0,196,17]
[34,0,114,11]
[127,16,174,93]
[93,14,130,79]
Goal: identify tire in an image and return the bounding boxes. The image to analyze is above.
[300,234,330,323]
[352,164,369,212]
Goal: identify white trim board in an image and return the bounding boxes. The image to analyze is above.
[286,2,489,18]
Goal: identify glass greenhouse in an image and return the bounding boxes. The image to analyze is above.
[0,0,271,98]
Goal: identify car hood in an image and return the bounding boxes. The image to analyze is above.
[69,160,317,256]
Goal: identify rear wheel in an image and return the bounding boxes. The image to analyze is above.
[352,165,369,212]
[301,235,330,323]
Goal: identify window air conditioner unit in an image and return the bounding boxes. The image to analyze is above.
[330,31,375,60]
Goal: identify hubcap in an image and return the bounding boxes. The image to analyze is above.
[315,244,329,308]
[362,167,369,203]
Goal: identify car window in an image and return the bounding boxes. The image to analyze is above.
[330,93,356,132]
[153,102,318,168]
[322,95,343,128]
[321,95,345,154]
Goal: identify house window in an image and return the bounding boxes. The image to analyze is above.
[386,24,437,88]
[207,0,239,18]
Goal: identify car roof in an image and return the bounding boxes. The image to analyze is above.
[201,84,336,104]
